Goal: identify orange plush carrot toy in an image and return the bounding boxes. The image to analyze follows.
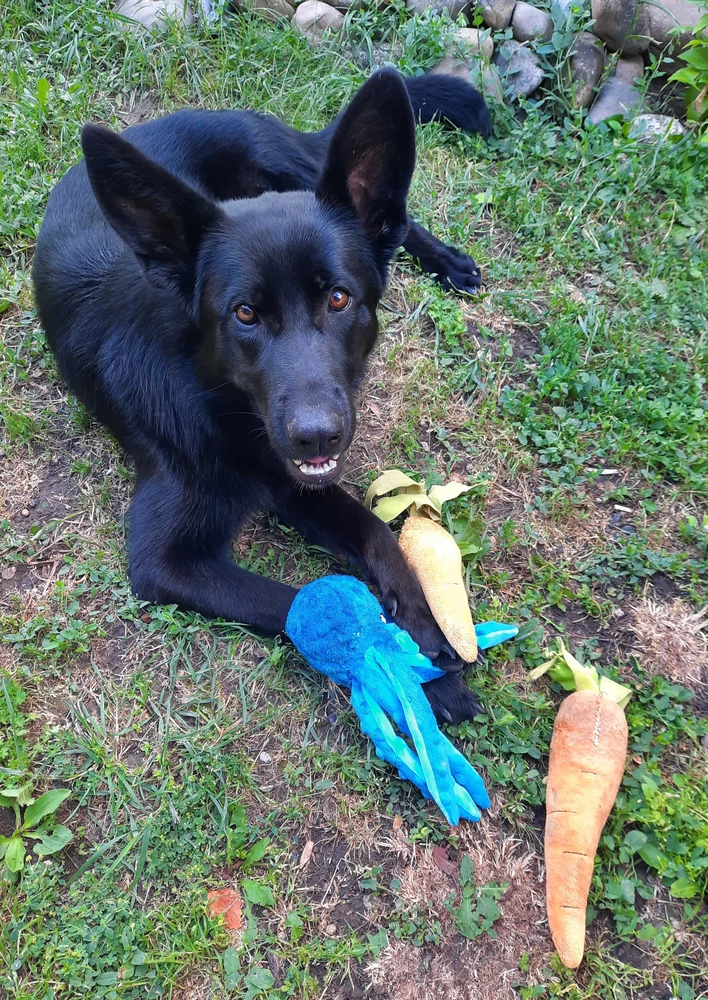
[531,643,632,968]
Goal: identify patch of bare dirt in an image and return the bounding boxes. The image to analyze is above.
[290,824,392,937]
[347,275,482,487]
[629,596,708,694]
[114,92,161,129]
[172,970,220,1000]
[0,807,15,838]
[363,813,550,1000]
[509,325,542,361]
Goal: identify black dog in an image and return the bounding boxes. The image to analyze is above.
[33,69,490,723]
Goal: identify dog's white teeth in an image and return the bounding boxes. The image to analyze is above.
[292,457,338,477]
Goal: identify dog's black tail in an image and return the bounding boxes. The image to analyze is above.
[403,73,492,138]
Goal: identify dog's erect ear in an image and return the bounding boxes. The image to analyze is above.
[316,69,416,270]
[81,124,220,299]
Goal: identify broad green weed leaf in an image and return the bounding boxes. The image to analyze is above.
[244,967,274,993]
[23,789,70,830]
[451,516,486,561]
[1,781,34,806]
[368,928,388,957]
[223,946,241,991]
[32,825,73,856]
[638,841,663,869]
[285,911,304,942]
[36,77,50,111]
[5,837,25,872]
[241,879,275,907]
[670,877,698,899]
[242,837,269,869]
[460,855,474,885]
[623,830,647,852]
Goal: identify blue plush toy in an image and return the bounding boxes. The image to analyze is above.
[285,576,517,826]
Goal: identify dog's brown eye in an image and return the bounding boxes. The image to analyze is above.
[329,289,350,312]
[236,304,257,325]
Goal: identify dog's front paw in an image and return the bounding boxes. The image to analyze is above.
[434,245,483,294]
[384,585,463,672]
[422,672,482,725]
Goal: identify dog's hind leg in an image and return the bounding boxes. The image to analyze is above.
[403,218,483,293]
[399,73,489,292]
[403,73,492,137]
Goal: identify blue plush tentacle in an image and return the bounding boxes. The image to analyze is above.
[475,621,519,650]
[371,649,459,824]
[352,685,434,796]
[285,575,518,826]
[354,685,477,825]
[454,785,482,822]
[447,744,491,811]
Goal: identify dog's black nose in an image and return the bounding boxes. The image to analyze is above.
[289,410,344,456]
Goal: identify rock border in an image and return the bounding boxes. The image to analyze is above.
[113,0,705,127]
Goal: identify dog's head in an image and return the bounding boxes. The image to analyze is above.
[81,70,416,486]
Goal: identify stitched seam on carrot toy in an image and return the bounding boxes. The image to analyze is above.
[592,698,602,751]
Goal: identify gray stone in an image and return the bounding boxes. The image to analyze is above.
[511,1,553,42]
[474,64,505,103]
[587,75,643,123]
[430,52,478,83]
[568,31,605,108]
[432,53,504,101]
[292,0,343,40]
[457,26,494,59]
[405,0,471,16]
[433,52,475,81]
[494,39,544,97]
[115,0,193,29]
[614,52,644,82]
[432,26,495,88]
[479,0,517,29]
[629,113,686,139]
[591,0,651,54]
[645,0,708,51]
[482,63,505,103]
[242,0,294,18]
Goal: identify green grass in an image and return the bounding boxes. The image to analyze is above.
[1,0,708,997]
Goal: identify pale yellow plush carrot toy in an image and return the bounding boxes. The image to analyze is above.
[365,471,478,662]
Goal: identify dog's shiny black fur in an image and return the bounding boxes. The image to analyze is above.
[33,70,490,724]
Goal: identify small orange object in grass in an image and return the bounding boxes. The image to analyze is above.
[530,641,632,969]
[207,888,243,931]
